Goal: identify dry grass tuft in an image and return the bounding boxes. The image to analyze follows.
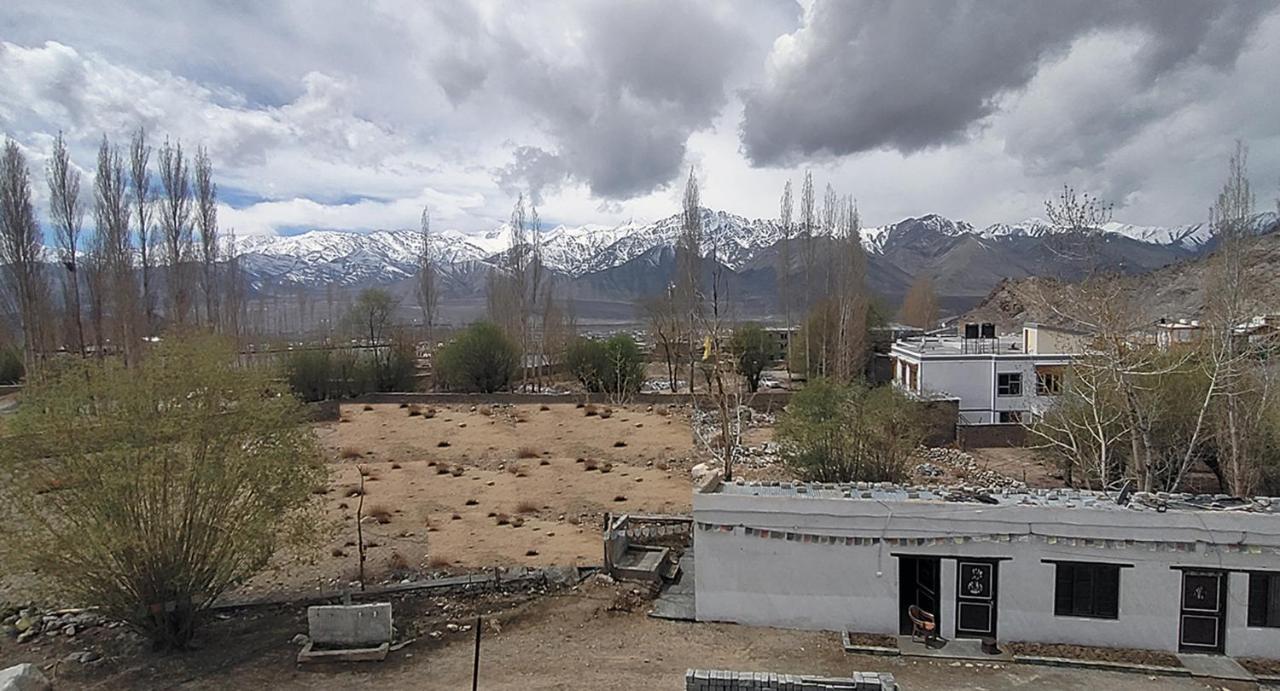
[428,554,451,569]
[598,407,613,419]
[575,402,585,409]
[599,462,613,473]
[398,403,409,409]
[510,516,525,528]
[478,405,493,417]
[655,460,669,471]
[495,513,511,526]
[390,462,402,470]
[655,405,670,417]
[363,404,374,411]
[331,547,347,557]
[516,446,541,459]
[465,498,479,506]
[583,459,599,471]
[311,485,331,495]
[450,465,465,477]
[613,440,627,448]
[539,404,550,411]
[423,407,437,419]
[583,403,598,417]
[516,500,538,514]
[367,504,393,524]
[451,513,462,520]
[407,404,423,417]
[436,464,452,475]
[525,549,539,557]
[539,459,550,466]
[613,495,627,502]
[387,550,411,572]
[340,447,363,460]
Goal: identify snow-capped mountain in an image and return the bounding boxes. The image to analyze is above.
[230,209,1279,296]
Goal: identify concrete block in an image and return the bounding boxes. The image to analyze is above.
[307,602,392,648]
[0,664,50,691]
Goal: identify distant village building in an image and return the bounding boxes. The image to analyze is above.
[693,481,1280,658]
[1155,318,1204,349]
[889,323,1084,424]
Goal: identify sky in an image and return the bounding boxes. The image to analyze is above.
[2,0,1279,238]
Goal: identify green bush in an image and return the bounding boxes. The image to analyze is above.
[777,378,922,483]
[436,322,520,393]
[283,343,416,402]
[0,346,22,385]
[566,334,644,395]
[283,349,334,402]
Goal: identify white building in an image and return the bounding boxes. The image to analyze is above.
[890,323,1083,424]
[694,481,1280,659]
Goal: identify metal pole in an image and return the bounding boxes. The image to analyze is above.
[471,615,481,691]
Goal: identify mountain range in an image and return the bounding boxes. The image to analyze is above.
[232,209,1280,323]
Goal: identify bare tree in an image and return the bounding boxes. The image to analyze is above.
[798,170,815,377]
[417,205,439,356]
[0,139,47,374]
[129,127,156,336]
[194,146,219,330]
[642,288,681,392]
[47,132,86,356]
[222,229,246,346]
[899,275,939,329]
[777,180,793,383]
[157,137,194,326]
[1043,184,1114,265]
[675,170,703,392]
[95,136,134,364]
[831,195,868,382]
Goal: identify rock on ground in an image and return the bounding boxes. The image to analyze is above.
[0,664,50,691]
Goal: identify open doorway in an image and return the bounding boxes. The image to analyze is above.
[898,556,942,635]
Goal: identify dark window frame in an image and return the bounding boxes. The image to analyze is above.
[998,411,1023,424]
[1036,370,1062,395]
[1052,561,1121,620]
[997,372,1022,396]
[1249,572,1280,628]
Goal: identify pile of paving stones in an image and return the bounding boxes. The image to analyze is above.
[1,606,122,653]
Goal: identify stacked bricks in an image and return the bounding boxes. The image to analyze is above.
[684,669,897,691]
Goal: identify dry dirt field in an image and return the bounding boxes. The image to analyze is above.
[1,578,1223,691]
[241,402,700,598]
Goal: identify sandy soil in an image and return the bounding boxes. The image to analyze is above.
[241,403,700,597]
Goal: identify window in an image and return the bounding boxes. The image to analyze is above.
[1054,562,1120,619]
[1249,573,1280,628]
[997,373,1022,396]
[1036,370,1062,395]
[998,411,1023,424]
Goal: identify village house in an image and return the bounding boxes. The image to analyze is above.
[890,323,1084,424]
[693,481,1280,659]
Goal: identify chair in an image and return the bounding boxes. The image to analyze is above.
[908,604,936,645]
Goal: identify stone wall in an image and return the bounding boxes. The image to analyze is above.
[351,391,793,412]
[684,669,896,691]
[956,422,1026,449]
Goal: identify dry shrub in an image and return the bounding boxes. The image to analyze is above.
[583,404,598,417]
[583,459,599,471]
[465,498,479,506]
[516,500,538,514]
[407,404,423,417]
[655,460,669,471]
[338,502,349,509]
[362,404,374,411]
[598,407,613,419]
[450,465,465,477]
[331,547,347,557]
[451,513,461,520]
[340,448,363,460]
[390,462,402,470]
[599,462,613,473]
[478,405,493,417]
[387,550,411,572]
[539,459,550,466]
[495,513,511,526]
[575,402,585,409]
[613,440,627,448]
[567,515,581,525]
[655,406,670,417]
[437,440,451,448]
[539,404,550,411]
[436,464,452,475]
[367,504,393,524]
[613,495,627,502]
[525,549,539,557]
[510,516,525,528]
[423,407,437,419]
[398,403,409,409]
[428,554,450,569]
[517,445,543,460]
[311,485,330,495]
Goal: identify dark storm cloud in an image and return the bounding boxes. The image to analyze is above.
[739,0,1277,166]
[433,1,748,199]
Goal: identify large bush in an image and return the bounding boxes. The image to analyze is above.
[282,343,417,402]
[777,378,922,483]
[566,334,644,395]
[0,346,22,384]
[0,335,325,649]
[436,322,520,393]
